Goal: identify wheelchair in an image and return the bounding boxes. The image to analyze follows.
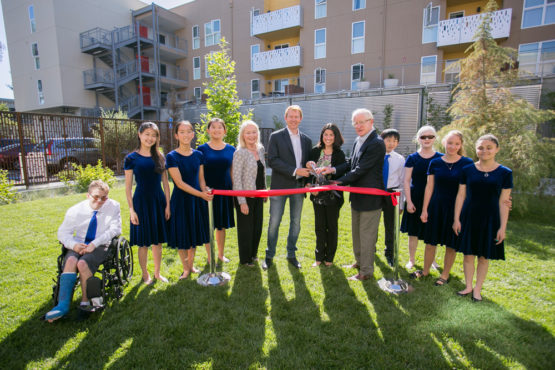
[51,236,133,309]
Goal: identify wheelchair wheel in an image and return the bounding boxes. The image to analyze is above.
[116,237,133,285]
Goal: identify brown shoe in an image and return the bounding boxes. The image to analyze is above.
[348,273,372,281]
[343,263,360,269]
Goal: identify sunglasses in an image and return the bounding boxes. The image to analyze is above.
[420,135,435,140]
[89,194,108,201]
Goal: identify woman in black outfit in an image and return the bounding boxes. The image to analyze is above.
[306,123,347,267]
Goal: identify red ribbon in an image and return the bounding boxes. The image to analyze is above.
[212,185,400,206]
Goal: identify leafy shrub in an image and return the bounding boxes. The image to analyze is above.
[0,169,18,204]
[59,160,116,193]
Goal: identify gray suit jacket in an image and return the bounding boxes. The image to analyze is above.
[267,128,312,190]
[232,146,267,204]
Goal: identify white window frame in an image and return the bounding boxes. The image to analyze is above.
[193,87,201,101]
[351,63,364,90]
[250,44,260,72]
[314,68,326,93]
[351,21,365,54]
[449,10,464,19]
[518,39,555,76]
[315,0,327,19]
[37,80,44,105]
[353,0,366,11]
[251,79,260,99]
[31,42,40,70]
[250,8,260,36]
[422,5,440,44]
[193,56,200,80]
[420,55,437,85]
[274,43,289,50]
[192,25,200,49]
[521,0,555,29]
[274,78,288,93]
[444,59,460,83]
[204,19,221,47]
[28,5,36,33]
[314,28,326,59]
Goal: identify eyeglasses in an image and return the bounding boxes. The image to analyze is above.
[420,135,435,140]
[353,119,371,126]
[89,194,108,201]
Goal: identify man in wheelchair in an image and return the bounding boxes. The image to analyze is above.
[45,180,121,322]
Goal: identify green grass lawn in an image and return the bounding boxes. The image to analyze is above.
[0,187,554,369]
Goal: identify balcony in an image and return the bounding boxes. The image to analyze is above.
[83,68,114,90]
[252,46,302,74]
[80,27,112,54]
[252,5,302,40]
[437,8,512,47]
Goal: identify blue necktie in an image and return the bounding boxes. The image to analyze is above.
[383,154,390,189]
[84,210,98,244]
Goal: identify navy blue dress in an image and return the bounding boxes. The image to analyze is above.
[423,156,473,248]
[401,151,443,238]
[197,143,235,230]
[166,150,210,250]
[124,152,168,247]
[455,164,513,260]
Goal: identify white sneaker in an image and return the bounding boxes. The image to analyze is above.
[405,261,414,269]
[431,261,440,270]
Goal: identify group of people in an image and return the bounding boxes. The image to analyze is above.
[45,105,512,321]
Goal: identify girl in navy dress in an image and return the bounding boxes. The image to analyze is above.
[124,122,170,284]
[198,118,235,265]
[166,121,213,279]
[401,125,443,270]
[453,134,512,301]
[416,130,473,283]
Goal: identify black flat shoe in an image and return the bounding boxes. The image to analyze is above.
[262,258,273,270]
[287,257,301,269]
[472,296,483,302]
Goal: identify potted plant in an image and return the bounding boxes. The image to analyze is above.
[357,76,370,90]
[384,73,399,88]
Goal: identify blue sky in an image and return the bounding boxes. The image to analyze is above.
[0,0,193,100]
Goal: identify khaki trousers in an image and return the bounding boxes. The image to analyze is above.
[351,208,381,277]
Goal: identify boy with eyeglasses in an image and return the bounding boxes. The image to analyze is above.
[45,179,121,322]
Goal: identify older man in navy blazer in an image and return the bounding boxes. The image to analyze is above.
[335,108,385,280]
[263,105,312,270]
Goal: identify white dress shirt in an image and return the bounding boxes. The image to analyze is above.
[287,127,303,176]
[58,198,121,250]
[353,128,374,161]
[385,150,406,209]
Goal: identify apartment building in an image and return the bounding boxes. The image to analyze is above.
[3,0,554,117]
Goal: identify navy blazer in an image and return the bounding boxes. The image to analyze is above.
[268,127,312,189]
[336,130,385,211]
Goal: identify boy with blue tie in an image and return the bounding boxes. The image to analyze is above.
[380,129,405,267]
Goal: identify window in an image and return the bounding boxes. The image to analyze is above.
[205,55,210,78]
[449,11,464,19]
[420,55,437,84]
[251,44,260,71]
[37,80,44,105]
[522,0,555,28]
[314,68,326,93]
[518,40,555,76]
[250,8,260,36]
[28,5,36,33]
[351,21,365,54]
[274,43,289,50]
[194,87,201,101]
[251,79,260,99]
[274,79,289,93]
[444,59,460,83]
[193,57,200,80]
[353,0,366,11]
[160,63,167,77]
[158,34,166,45]
[192,25,199,49]
[31,43,40,70]
[204,19,221,47]
[351,63,364,90]
[314,28,326,59]
[422,5,439,44]
[315,0,327,19]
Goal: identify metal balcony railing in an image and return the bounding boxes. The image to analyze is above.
[80,27,112,49]
[437,8,512,47]
[252,5,302,36]
[83,68,114,87]
[159,34,188,53]
[252,46,302,73]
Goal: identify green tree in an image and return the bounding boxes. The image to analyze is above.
[196,38,252,145]
[440,0,555,213]
[382,104,394,131]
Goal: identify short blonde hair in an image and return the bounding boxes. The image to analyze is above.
[414,125,437,144]
[238,120,262,150]
[442,130,465,156]
[88,180,109,194]
[351,108,374,126]
[284,105,303,119]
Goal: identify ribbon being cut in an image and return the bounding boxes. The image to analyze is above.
[212,185,400,206]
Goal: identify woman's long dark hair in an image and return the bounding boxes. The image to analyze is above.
[136,122,165,174]
[317,123,344,150]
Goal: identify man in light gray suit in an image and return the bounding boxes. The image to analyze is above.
[263,105,312,270]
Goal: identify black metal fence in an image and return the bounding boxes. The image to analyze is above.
[0,112,273,188]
